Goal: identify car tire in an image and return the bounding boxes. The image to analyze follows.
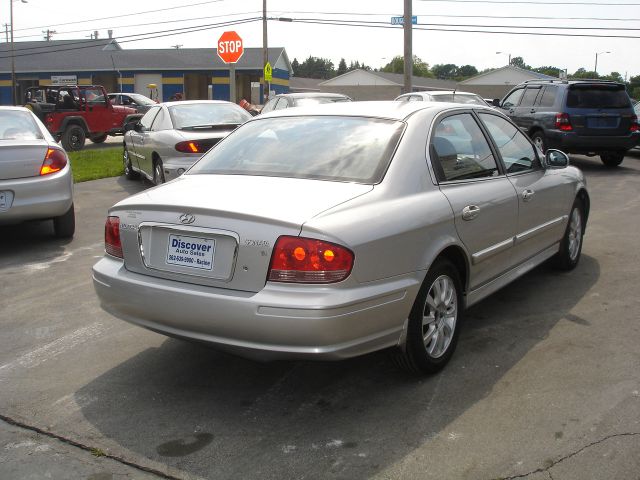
[153,158,165,185]
[600,152,624,168]
[53,203,75,238]
[123,145,139,180]
[90,133,108,144]
[553,198,584,271]
[392,258,463,374]
[61,125,86,151]
[24,102,45,121]
[531,131,546,153]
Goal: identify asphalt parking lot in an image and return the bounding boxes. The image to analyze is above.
[1,155,639,480]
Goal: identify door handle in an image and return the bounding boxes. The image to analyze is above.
[530,108,536,113]
[522,189,535,202]
[509,109,515,114]
[462,205,480,221]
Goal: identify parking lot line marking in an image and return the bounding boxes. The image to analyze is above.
[0,322,107,378]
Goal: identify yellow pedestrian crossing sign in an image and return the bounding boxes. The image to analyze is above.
[264,62,273,82]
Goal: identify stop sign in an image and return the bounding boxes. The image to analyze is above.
[217,31,244,64]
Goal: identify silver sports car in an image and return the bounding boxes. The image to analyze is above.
[0,106,74,237]
[123,100,252,185]
[93,101,589,374]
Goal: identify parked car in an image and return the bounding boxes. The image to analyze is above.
[496,79,640,167]
[395,90,490,106]
[260,92,352,114]
[24,85,142,151]
[0,106,74,237]
[122,100,252,185]
[93,101,589,374]
[107,92,157,114]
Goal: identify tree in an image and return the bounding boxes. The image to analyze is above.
[456,65,478,79]
[336,58,347,76]
[570,68,599,79]
[295,56,336,79]
[601,71,624,83]
[431,63,458,80]
[533,66,562,78]
[510,56,531,70]
[381,55,433,78]
[291,58,300,76]
[348,60,371,72]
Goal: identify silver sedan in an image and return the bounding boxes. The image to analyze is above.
[0,106,74,237]
[93,101,588,374]
[122,100,252,185]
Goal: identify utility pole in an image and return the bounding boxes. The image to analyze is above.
[42,29,56,41]
[403,0,412,94]
[3,24,8,43]
[263,0,269,103]
[10,0,16,105]
[171,44,183,49]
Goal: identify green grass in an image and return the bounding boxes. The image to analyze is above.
[67,146,123,183]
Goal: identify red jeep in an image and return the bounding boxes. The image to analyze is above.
[24,85,142,151]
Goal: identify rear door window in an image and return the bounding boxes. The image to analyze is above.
[430,113,499,182]
[566,85,631,108]
[538,85,558,107]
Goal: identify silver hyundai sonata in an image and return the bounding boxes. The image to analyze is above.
[0,106,74,237]
[93,101,588,374]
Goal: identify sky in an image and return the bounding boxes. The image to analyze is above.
[2,0,639,79]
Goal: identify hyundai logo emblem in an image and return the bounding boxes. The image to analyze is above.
[179,213,195,224]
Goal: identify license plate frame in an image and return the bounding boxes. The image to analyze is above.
[166,233,215,271]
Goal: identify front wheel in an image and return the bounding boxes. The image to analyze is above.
[61,125,85,151]
[123,145,139,180]
[553,198,584,271]
[392,258,463,374]
[600,152,624,168]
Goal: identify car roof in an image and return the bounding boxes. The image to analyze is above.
[273,92,351,99]
[0,106,31,112]
[158,100,240,107]
[258,100,495,121]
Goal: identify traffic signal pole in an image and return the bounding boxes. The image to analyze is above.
[403,0,413,94]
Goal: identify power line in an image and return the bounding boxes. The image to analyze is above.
[418,0,640,5]
[0,17,261,59]
[11,11,262,41]
[11,0,227,33]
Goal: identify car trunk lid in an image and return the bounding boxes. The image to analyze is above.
[564,84,633,136]
[113,174,372,292]
[0,141,50,180]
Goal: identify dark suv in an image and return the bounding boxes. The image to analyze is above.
[496,79,640,167]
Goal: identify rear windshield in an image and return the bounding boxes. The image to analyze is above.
[431,94,487,106]
[0,110,44,140]
[295,97,351,107]
[168,103,252,129]
[188,116,405,184]
[566,85,631,109]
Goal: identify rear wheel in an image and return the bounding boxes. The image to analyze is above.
[153,158,165,185]
[123,145,139,180]
[531,131,546,153]
[392,258,463,374]
[90,133,108,143]
[553,198,584,271]
[53,204,75,238]
[600,152,624,167]
[61,125,85,151]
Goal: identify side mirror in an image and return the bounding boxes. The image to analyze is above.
[124,122,138,132]
[545,149,569,169]
[492,98,501,107]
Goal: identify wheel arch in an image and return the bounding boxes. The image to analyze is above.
[431,244,470,295]
[60,117,89,133]
[576,188,590,229]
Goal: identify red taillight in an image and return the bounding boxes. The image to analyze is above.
[45,114,53,125]
[105,216,123,258]
[267,236,354,283]
[630,114,639,133]
[175,141,206,153]
[555,113,572,131]
[40,148,67,176]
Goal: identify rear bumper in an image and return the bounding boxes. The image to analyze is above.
[0,167,73,225]
[92,256,422,361]
[163,155,200,182]
[545,130,640,153]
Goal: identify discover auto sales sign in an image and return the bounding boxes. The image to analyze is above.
[217,31,244,64]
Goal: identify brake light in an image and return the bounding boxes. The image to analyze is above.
[268,236,354,283]
[105,216,123,258]
[175,141,207,153]
[555,113,572,131]
[45,114,53,125]
[40,148,67,175]
[630,114,639,133]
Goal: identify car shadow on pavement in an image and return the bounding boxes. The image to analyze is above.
[0,220,72,267]
[569,155,640,176]
[75,255,600,479]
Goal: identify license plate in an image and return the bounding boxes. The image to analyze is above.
[166,234,215,270]
[588,117,616,128]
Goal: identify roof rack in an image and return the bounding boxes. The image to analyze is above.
[523,79,568,84]
[524,78,621,85]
